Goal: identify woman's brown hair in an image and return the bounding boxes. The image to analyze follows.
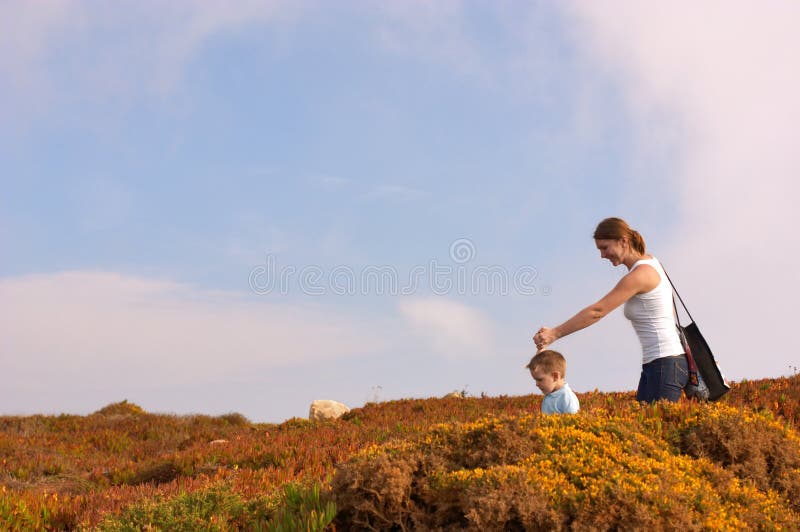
[593,217,646,254]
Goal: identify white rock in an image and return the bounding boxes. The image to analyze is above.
[309,399,350,420]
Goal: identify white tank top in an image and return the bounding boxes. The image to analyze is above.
[623,257,684,364]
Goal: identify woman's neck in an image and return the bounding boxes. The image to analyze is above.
[624,253,649,270]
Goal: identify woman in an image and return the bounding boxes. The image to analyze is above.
[533,217,687,402]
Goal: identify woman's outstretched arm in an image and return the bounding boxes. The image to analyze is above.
[534,265,658,351]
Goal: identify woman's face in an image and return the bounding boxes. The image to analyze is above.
[595,238,626,266]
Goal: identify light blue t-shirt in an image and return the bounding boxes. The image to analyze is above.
[541,383,580,414]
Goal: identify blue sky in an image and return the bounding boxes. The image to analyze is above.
[2,2,799,422]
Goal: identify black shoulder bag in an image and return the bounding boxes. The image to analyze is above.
[663,267,730,401]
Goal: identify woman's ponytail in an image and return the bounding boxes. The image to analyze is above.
[628,229,646,254]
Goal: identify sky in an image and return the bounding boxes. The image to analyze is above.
[2,1,799,423]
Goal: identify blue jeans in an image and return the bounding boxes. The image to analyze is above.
[637,355,688,403]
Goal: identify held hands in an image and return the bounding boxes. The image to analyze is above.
[533,327,557,352]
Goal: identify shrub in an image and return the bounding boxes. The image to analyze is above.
[128,461,181,486]
[217,413,251,427]
[262,483,336,532]
[333,410,800,530]
[97,486,273,531]
[93,400,145,417]
[0,493,40,531]
[675,404,800,510]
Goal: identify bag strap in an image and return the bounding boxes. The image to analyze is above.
[662,262,700,382]
[671,294,684,328]
[660,264,696,325]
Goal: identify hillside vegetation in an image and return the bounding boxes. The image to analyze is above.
[2,378,800,530]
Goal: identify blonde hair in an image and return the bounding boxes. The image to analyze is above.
[526,350,567,377]
[593,217,646,255]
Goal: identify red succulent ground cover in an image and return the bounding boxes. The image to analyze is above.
[1,376,799,530]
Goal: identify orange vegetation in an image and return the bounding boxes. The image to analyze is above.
[1,376,799,530]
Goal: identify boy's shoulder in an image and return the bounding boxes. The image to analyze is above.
[561,382,578,396]
[546,382,575,398]
[542,383,580,414]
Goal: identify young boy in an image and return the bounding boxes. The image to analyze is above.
[526,350,580,414]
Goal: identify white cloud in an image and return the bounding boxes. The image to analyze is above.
[398,297,495,358]
[0,0,79,122]
[0,270,386,393]
[317,174,351,188]
[369,2,571,101]
[564,2,800,378]
[0,272,509,418]
[361,184,427,202]
[140,0,305,95]
[372,1,488,83]
[0,0,305,123]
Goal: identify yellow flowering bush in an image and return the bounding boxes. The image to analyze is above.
[333,404,800,530]
[673,403,800,512]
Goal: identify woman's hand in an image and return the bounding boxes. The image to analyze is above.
[533,327,558,352]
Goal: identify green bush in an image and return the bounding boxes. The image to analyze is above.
[262,483,336,532]
[98,486,274,531]
[0,495,40,531]
[97,483,335,531]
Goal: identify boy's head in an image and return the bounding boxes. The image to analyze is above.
[526,350,567,395]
